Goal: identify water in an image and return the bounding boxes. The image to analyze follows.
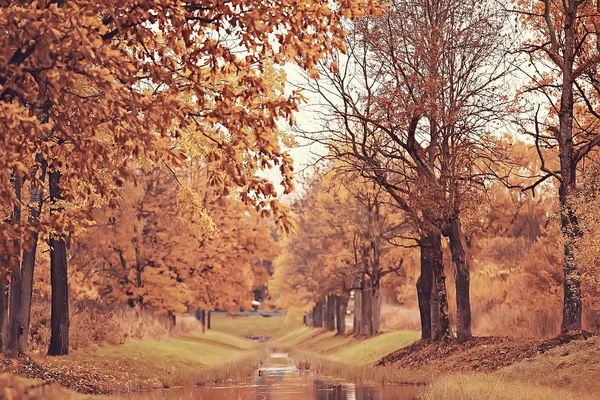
[118,353,421,400]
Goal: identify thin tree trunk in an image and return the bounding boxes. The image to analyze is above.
[207,311,211,330]
[48,171,69,356]
[17,181,44,353]
[361,279,373,336]
[430,230,450,341]
[417,234,433,340]
[0,284,7,353]
[557,3,582,334]
[353,285,362,335]
[7,172,22,358]
[325,295,337,331]
[336,296,349,335]
[201,310,206,334]
[447,214,471,343]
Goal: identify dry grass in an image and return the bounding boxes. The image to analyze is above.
[421,336,600,400]
[210,314,300,339]
[422,374,597,400]
[291,349,427,385]
[272,326,420,364]
[21,331,266,394]
[497,336,600,396]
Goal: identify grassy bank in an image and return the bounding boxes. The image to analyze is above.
[210,314,301,339]
[273,326,420,364]
[418,336,600,400]
[5,329,265,396]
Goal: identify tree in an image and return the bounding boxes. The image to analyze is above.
[0,0,381,355]
[515,0,600,333]
[273,169,407,336]
[298,0,512,342]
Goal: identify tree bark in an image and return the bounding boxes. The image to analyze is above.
[372,280,381,335]
[336,296,349,335]
[325,295,337,331]
[353,285,362,335]
[313,301,324,328]
[557,18,582,332]
[0,284,8,353]
[207,311,211,330]
[17,182,43,353]
[7,172,22,358]
[48,171,69,356]
[200,310,206,334]
[447,214,471,343]
[360,279,373,336]
[417,235,433,340]
[430,230,450,341]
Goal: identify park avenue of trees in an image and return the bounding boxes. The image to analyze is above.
[0,0,600,372]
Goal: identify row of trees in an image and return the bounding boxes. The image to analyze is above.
[273,171,408,336]
[277,0,600,342]
[0,0,381,357]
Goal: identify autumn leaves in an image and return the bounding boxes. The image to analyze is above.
[0,0,378,356]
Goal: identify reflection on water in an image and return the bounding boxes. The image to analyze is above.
[119,370,421,400]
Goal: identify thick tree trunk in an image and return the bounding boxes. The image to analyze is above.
[372,281,381,335]
[430,231,450,341]
[7,173,22,358]
[447,215,471,343]
[417,235,433,340]
[48,171,69,356]
[313,301,324,328]
[361,279,373,336]
[17,183,43,352]
[353,285,362,335]
[336,296,349,335]
[325,295,337,331]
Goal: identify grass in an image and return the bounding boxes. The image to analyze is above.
[291,349,428,385]
[210,314,300,339]
[421,336,600,400]
[27,330,266,394]
[422,374,597,400]
[272,326,420,364]
[268,326,425,385]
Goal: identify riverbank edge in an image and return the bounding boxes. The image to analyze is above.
[283,347,430,385]
[1,346,268,398]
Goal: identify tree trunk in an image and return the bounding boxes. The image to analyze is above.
[372,280,382,335]
[447,214,471,343]
[48,171,69,356]
[17,182,43,353]
[7,172,22,358]
[361,279,373,336]
[325,295,337,331]
[336,296,349,335]
[207,311,211,330]
[0,284,8,353]
[313,301,324,328]
[430,230,450,341]
[200,310,206,334]
[557,2,582,335]
[353,286,362,335]
[417,235,433,340]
